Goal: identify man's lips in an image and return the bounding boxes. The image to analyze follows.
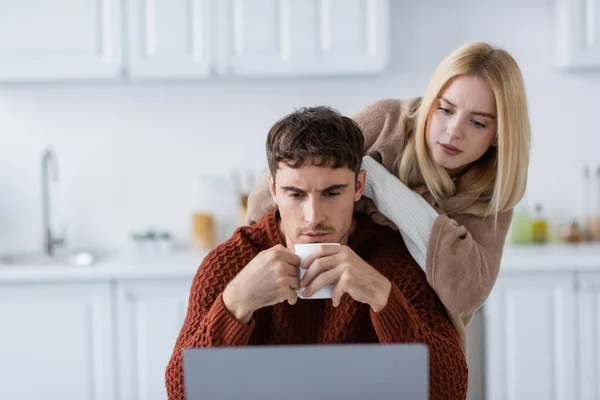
[301,232,331,242]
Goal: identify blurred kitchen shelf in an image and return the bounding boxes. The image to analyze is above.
[501,242,600,272]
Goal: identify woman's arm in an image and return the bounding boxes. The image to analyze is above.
[244,171,276,225]
[427,209,512,329]
[361,156,512,333]
[361,155,438,270]
[351,98,418,172]
[354,97,512,339]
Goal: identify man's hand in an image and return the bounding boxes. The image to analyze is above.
[223,244,301,324]
[300,245,392,312]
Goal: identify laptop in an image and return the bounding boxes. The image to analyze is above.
[182,343,428,399]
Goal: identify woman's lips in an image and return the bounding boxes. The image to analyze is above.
[439,143,462,155]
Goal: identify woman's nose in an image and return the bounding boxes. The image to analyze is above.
[446,117,464,140]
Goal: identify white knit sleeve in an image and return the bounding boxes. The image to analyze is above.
[361,156,439,271]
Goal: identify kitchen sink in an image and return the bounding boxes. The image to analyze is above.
[0,251,102,267]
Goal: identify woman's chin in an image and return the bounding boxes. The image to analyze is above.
[433,154,465,173]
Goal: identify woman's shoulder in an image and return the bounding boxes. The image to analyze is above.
[352,97,421,168]
[352,97,421,122]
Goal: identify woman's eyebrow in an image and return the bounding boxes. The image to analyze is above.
[440,97,496,119]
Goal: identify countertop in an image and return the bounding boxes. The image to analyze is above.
[1,243,600,284]
[500,243,600,272]
[0,250,209,283]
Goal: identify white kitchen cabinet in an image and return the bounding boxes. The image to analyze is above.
[556,0,600,68]
[116,279,192,400]
[216,0,390,77]
[0,0,389,81]
[0,282,114,400]
[127,0,212,79]
[578,272,600,400]
[484,273,577,400]
[0,0,122,81]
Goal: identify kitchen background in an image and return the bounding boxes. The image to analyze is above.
[2,0,600,254]
[1,0,600,400]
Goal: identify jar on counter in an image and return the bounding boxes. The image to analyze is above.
[191,212,215,250]
[563,221,582,243]
[511,200,532,244]
[531,203,549,243]
[188,175,220,251]
[238,194,249,226]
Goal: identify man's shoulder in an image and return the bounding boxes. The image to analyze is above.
[356,214,408,250]
[353,216,411,261]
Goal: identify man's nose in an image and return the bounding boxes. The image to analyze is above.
[304,197,324,225]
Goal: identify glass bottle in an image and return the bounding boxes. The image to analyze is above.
[531,203,549,244]
[189,175,218,251]
[511,199,532,244]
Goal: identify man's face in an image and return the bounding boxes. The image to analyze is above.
[269,162,366,248]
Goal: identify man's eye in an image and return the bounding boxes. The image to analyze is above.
[326,192,341,197]
[289,193,303,198]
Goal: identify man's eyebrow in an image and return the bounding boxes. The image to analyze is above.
[279,184,349,192]
[321,184,348,192]
[439,97,496,119]
[280,186,304,192]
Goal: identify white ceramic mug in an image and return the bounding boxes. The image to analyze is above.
[294,243,340,299]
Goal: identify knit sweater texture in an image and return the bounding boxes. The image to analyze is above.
[166,211,468,399]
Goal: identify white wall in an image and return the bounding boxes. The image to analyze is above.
[1,0,599,255]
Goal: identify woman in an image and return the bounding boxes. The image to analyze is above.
[244,42,530,352]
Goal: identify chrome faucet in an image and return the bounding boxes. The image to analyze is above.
[41,148,64,256]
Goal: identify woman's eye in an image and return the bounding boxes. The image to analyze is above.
[438,107,452,115]
[471,120,486,128]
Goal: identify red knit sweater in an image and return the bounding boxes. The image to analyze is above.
[166,211,468,399]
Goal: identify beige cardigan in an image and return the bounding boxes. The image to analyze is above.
[245,98,513,352]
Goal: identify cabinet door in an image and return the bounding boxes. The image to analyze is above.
[556,0,600,68]
[578,272,600,400]
[217,0,389,77]
[116,279,192,400]
[0,282,114,400]
[0,0,122,81]
[484,273,577,400]
[127,0,212,78]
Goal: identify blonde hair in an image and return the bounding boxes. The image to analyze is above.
[399,42,531,218]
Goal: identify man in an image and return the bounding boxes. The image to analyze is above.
[165,107,468,400]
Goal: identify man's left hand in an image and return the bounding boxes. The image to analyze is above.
[299,245,392,312]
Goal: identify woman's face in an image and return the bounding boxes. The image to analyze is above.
[426,75,498,176]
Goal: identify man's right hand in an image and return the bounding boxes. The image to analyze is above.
[223,244,301,324]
